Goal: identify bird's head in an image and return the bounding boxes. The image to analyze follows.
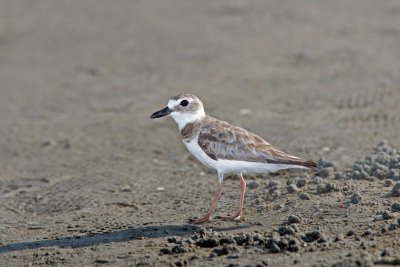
[150,93,205,129]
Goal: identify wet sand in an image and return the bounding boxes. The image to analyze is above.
[1,1,400,266]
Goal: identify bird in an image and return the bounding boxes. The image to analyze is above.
[150,93,317,224]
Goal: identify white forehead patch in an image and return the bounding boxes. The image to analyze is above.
[167,98,179,109]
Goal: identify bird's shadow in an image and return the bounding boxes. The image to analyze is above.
[0,224,251,254]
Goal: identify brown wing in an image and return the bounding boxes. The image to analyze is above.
[198,117,317,169]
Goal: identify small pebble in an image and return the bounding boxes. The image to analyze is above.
[167,237,177,243]
[334,173,343,180]
[333,236,341,242]
[271,190,282,198]
[59,139,71,149]
[287,184,298,193]
[288,238,300,252]
[273,204,284,210]
[233,234,251,246]
[171,245,186,254]
[175,261,184,267]
[310,177,323,184]
[196,238,218,248]
[346,230,355,236]
[268,186,279,194]
[362,229,372,236]
[160,247,171,254]
[248,180,260,190]
[219,237,236,245]
[288,215,301,224]
[318,167,335,178]
[318,158,336,169]
[384,180,393,187]
[120,185,132,192]
[268,180,280,188]
[391,203,400,212]
[212,244,239,256]
[301,230,326,243]
[278,226,295,236]
[299,192,311,200]
[42,140,56,147]
[94,259,110,264]
[296,178,307,188]
[382,210,394,220]
[350,193,361,204]
[269,243,281,253]
[156,186,165,192]
[391,183,400,197]
[317,183,337,194]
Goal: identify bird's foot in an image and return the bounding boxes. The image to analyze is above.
[189,213,212,224]
[216,210,243,221]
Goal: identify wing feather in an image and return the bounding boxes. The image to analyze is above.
[198,117,317,169]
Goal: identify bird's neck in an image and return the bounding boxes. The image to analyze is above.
[171,110,206,130]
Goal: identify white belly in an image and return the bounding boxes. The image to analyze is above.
[183,137,307,175]
[216,159,307,174]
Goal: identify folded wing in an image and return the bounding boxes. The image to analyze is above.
[198,118,317,169]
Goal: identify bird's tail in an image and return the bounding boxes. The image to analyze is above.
[266,147,318,171]
[294,159,318,170]
[267,158,318,171]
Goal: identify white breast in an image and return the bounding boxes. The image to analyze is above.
[183,136,218,170]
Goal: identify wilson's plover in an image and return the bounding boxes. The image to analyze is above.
[150,93,316,224]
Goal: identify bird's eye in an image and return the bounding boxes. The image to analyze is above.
[180,100,189,106]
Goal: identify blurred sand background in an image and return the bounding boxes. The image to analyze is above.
[0,1,400,266]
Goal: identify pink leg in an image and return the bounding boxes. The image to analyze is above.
[189,182,222,224]
[218,173,246,221]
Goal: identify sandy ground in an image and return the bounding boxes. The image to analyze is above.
[1,0,400,266]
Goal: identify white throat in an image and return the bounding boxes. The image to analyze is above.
[170,110,205,130]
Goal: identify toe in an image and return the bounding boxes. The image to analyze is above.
[216,212,242,221]
[188,215,211,224]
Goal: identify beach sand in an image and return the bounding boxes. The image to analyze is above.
[1,1,400,266]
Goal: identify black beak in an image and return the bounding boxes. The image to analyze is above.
[150,107,172,119]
